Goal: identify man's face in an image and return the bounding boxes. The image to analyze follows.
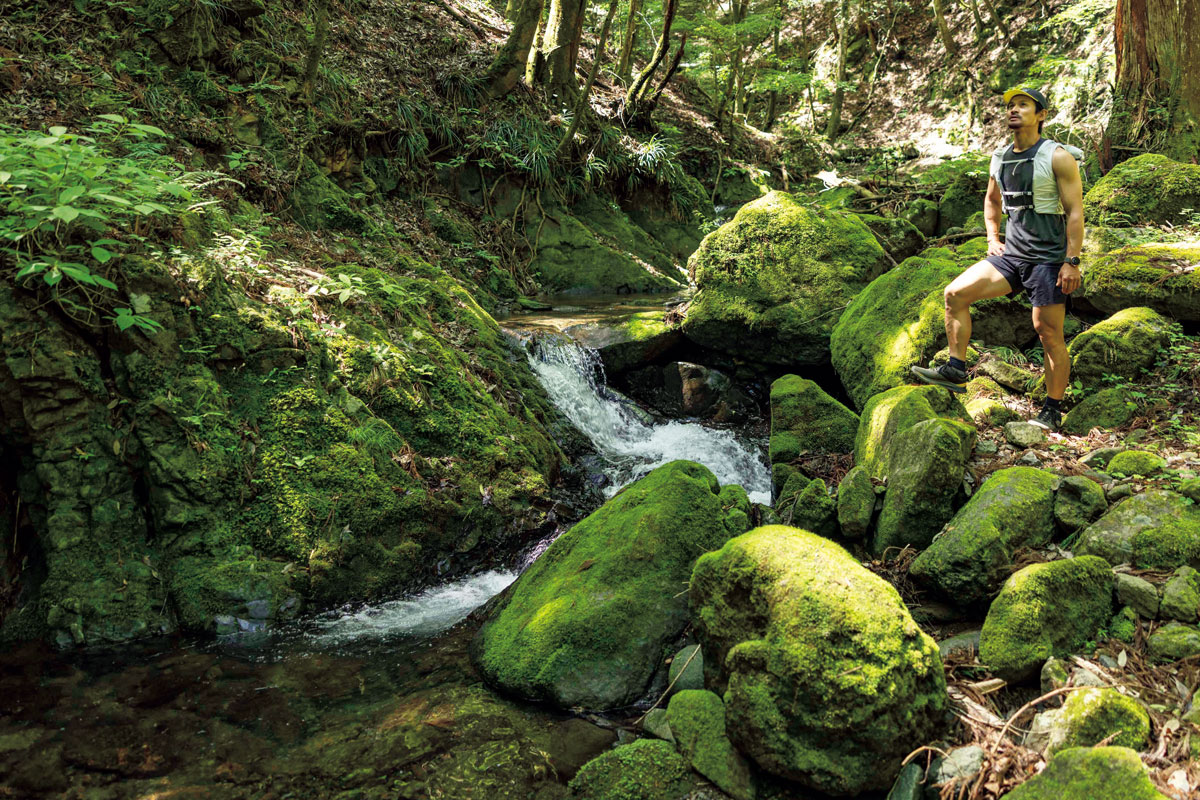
[1007,95,1045,131]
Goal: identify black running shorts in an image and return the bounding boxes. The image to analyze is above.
[986,254,1068,307]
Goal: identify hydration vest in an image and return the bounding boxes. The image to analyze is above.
[988,139,1086,216]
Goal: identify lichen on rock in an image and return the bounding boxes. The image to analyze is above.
[1076,490,1200,570]
[1067,307,1172,390]
[1003,746,1168,799]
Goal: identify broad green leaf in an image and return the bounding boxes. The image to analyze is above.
[0,171,10,184]
[59,186,86,204]
[49,126,68,136]
[51,206,81,223]
[91,245,115,263]
[97,114,127,124]
[96,194,132,206]
[129,123,167,137]
[44,268,63,287]
[94,275,118,290]
[60,265,96,285]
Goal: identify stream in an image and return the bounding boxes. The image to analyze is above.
[0,298,773,798]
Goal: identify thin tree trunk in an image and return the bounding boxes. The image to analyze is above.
[643,32,687,114]
[301,0,330,101]
[624,0,678,114]
[486,0,547,96]
[541,0,586,100]
[932,0,955,55]
[764,4,782,131]
[526,7,547,85]
[558,0,620,153]
[979,0,1008,40]
[825,0,849,139]
[616,0,642,84]
[963,0,984,41]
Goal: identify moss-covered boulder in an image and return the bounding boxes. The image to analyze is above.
[1046,688,1151,753]
[1054,476,1108,533]
[964,377,1020,426]
[1147,622,1200,661]
[853,384,971,479]
[1083,153,1200,227]
[937,171,989,235]
[873,417,976,554]
[1159,566,1200,622]
[471,461,750,709]
[665,690,755,800]
[1076,490,1200,570]
[1061,387,1135,434]
[836,465,875,539]
[769,375,858,469]
[565,311,683,375]
[683,191,889,366]
[1107,450,1166,477]
[910,467,1058,607]
[1081,242,1200,322]
[901,197,939,238]
[689,526,947,795]
[1068,307,1172,389]
[776,477,837,538]
[978,556,1113,683]
[1004,747,1168,800]
[858,213,925,262]
[568,739,692,800]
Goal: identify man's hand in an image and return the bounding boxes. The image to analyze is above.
[987,237,1005,256]
[1058,263,1082,294]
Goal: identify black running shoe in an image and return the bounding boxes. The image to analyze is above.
[910,364,968,393]
[1029,405,1062,432]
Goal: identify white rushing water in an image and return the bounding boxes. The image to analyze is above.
[307,569,518,644]
[527,335,771,504]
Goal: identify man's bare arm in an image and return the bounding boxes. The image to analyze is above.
[1053,147,1084,293]
[984,176,1004,256]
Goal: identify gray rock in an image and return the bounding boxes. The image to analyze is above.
[979,359,1037,393]
[214,615,238,635]
[642,708,675,743]
[1054,476,1108,533]
[1114,572,1160,619]
[1077,490,1200,570]
[1106,483,1135,502]
[547,718,619,780]
[1148,622,1200,661]
[1080,447,1124,468]
[1016,450,1042,466]
[1005,421,1046,448]
[668,644,704,694]
[926,746,984,798]
[837,465,875,540]
[1071,665,1108,688]
[1041,657,1070,693]
[1023,707,1062,752]
[245,598,271,619]
[1159,567,1200,622]
[975,440,999,454]
[887,762,925,800]
[937,629,981,658]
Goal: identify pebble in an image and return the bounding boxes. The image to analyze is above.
[1107,483,1135,502]
[1017,450,1042,466]
[975,440,999,454]
[1005,421,1047,448]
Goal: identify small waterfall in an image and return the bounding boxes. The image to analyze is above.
[526,335,771,505]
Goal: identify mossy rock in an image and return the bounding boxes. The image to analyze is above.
[776,477,837,538]
[665,690,755,800]
[1068,307,1172,389]
[689,526,947,795]
[836,465,875,540]
[1147,622,1200,662]
[565,311,683,375]
[168,557,297,633]
[1159,566,1200,622]
[1107,450,1166,477]
[1076,490,1200,570]
[901,197,938,238]
[1047,688,1151,753]
[288,156,370,233]
[937,171,990,235]
[768,375,858,466]
[568,739,693,800]
[682,191,889,367]
[853,384,971,480]
[964,377,1020,426]
[1084,153,1200,227]
[978,556,1114,684]
[910,467,1058,608]
[1061,387,1135,434]
[471,461,750,710]
[1081,241,1200,322]
[1004,747,1168,800]
[873,417,976,555]
[857,213,925,262]
[1054,476,1108,533]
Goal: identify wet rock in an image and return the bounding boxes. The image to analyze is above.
[667,645,704,695]
[1114,573,1160,619]
[1005,421,1045,448]
[642,708,674,743]
[568,739,692,800]
[566,311,684,376]
[689,526,946,795]
[663,362,753,421]
[666,690,755,800]
[1077,490,1200,569]
[979,556,1113,683]
[1159,567,1200,622]
[546,719,618,781]
[1054,476,1107,533]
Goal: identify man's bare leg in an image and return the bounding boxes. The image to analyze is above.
[1033,304,1069,399]
[943,260,1014,359]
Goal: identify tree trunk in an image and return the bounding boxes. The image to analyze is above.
[541,0,586,101]
[979,0,1008,40]
[558,0,620,153]
[962,0,984,41]
[824,0,849,139]
[932,0,955,56]
[623,0,678,120]
[486,0,546,97]
[301,0,330,101]
[1103,0,1200,166]
[616,0,642,84]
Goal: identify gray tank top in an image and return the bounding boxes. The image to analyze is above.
[998,139,1067,264]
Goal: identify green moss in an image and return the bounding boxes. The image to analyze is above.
[472,461,750,710]
[1004,747,1168,799]
[168,556,296,632]
[665,690,755,800]
[856,213,925,261]
[978,556,1114,683]
[853,384,970,479]
[1081,241,1200,322]
[873,417,976,554]
[1110,606,1138,643]
[689,526,947,795]
[568,739,692,800]
[1084,153,1200,227]
[1077,490,1200,569]
[937,171,989,235]
[778,478,837,539]
[1051,688,1150,753]
[964,377,1020,426]
[1061,387,1135,434]
[831,252,961,409]
[836,465,875,540]
[288,156,370,232]
[683,191,889,366]
[1054,476,1108,532]
[901,198,938,238]
[1147,622,1200,661]
[1107,450,1166,477]
[1067,307,1172,389]
[769,375,859,465]
[911,467,1058,607]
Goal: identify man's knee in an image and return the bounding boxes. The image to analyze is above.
[944,284,971,312]
[1033,317,1063,344]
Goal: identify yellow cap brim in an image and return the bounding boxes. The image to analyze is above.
[1003,88,1035,104]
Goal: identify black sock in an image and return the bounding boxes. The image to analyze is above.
[1044,397,1062,411]
[948,357,966,371]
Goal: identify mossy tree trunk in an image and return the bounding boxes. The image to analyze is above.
[621,0,678,124]
[486,0,547,97]
[931,0,955,56]
[824,0,849,139]
[1103,0,1200,167]
[557,0,620,153]
[616,0,642,84]
[540,0,586,103]
[301,0,330,101]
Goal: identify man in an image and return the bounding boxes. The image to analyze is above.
[912,87,1085,432]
